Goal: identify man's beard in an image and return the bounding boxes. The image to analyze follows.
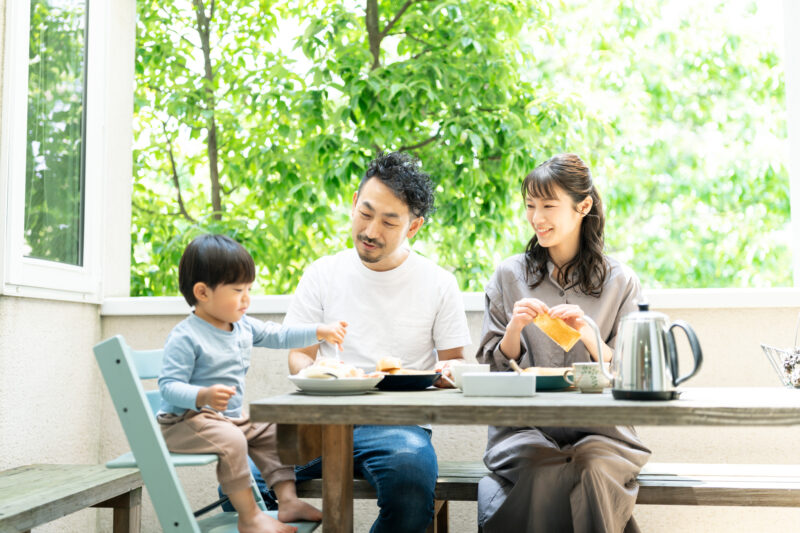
[356,235,383,263]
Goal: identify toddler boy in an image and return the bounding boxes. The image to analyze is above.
[158,234,346,533]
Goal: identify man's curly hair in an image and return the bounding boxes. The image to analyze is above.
[359,151,435,219]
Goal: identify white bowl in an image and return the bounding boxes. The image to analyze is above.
[451,363,490,389]
[287,375,383,395]
[461,373,536,397]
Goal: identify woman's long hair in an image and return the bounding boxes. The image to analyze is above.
[522,153,607,296]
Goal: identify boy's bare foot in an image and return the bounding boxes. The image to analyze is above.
[277,497,323,523]
[238,511,297,533]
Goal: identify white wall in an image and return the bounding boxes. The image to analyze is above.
[0,296,105,532]
[0,1,135,531]
[99,303,800,533]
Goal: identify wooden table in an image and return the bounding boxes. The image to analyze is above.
[250,387,800,533]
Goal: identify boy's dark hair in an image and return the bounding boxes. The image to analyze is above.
[359,151,435,219]
[178,234,256,306]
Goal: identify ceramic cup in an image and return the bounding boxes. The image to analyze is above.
[563,362,611,393]
[451,363,491,389]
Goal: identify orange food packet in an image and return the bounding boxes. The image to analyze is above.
[533,313,582,352]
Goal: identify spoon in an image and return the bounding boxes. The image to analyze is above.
[440,374,457,387]
[508,359,523,375]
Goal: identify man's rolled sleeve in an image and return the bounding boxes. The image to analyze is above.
[432,274,472,351]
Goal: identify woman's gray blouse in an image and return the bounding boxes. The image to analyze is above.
[476,253,642,371]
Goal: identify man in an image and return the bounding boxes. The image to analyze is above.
[268,151,471,532]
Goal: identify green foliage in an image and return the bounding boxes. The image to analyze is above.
[25,0,86,265]
[132,0,790,295]
[535,0,790,288]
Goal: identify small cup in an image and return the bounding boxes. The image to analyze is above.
[563,362,611,393]
[451,363,491,389]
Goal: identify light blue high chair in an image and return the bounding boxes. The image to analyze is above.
[94,335,319,533]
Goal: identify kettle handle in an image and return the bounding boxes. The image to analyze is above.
[669,320,703,386]
[582,315,613,382]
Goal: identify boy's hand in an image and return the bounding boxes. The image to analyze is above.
[196,384,236,411]
[317,321,348,351]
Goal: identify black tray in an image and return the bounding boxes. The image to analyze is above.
[376,373,441,391]
[612,389,681,401]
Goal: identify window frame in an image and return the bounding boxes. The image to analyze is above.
[785,0,800,287]
[0,0,107,302]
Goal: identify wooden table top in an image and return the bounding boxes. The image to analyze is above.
[250,387,800,427]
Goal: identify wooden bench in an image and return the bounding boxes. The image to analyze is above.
[0,464,143,533]
[296,461,800,532]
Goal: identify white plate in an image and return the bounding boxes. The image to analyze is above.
[288,375,383,395]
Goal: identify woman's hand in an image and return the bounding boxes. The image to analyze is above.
[509,298,549,332]
[548,304,586,331]
[500,298,549,360]
[549,304,612,362]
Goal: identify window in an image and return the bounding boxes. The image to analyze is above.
[25,0,87,266]
[1,0,106,301]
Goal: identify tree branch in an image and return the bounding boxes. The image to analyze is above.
[192,0,223,219]
[381,0,415,39]
[398,128,441,152]
[161,120,196,223]
[400,30,436,48]
[221,183,241,196]
[366,0,418,70]
[412,48,433,60]
[132,201,158,216]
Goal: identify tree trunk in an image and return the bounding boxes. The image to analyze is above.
[365,0,381,70]
[193,0,222,218]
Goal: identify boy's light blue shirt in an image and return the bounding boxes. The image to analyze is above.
[158,312,318,418]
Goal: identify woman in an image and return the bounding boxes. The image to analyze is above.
[476,154,651,533]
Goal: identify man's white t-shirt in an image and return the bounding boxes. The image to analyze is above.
[285,248,471,370]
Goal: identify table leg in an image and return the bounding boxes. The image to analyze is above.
[93,487,142,533]
[277,424,322,465]
[322,424,354,533]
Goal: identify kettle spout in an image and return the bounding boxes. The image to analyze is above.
[583,315,614,382]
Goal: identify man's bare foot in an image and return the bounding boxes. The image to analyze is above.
[277,497,323,523]
[238,511,297,533]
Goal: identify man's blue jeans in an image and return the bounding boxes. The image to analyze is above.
[221,425,437,533]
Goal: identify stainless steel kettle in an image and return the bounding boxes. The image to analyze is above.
[589,302,703,400]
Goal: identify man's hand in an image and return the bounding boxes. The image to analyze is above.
[433,359,458,388]
[317,320,348,351]
[433,348,465,388]
[196,384,236,411]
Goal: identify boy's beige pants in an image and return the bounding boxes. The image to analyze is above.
[158,409,294,495]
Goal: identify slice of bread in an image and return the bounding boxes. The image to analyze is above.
[533,313,582,352]
[376,356,404,372]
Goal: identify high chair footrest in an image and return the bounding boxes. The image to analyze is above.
[197,510,320,532]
